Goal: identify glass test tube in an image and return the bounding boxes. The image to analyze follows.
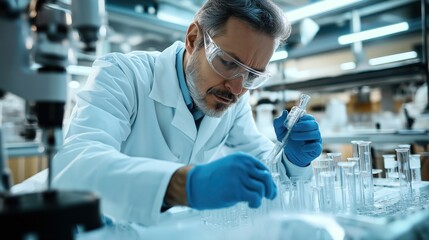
[410,154,422,201]
[265,173,284,213]
[351,140,361,158]
[265,94,310,169]
[327,152,342,162]
[398,144,411,149]
[313,158,335,188]
[288,177,312,212]
[327,152,342,208]
[358,141,374,206]
[347,157,363,207]
[337,161,357,214]
[410,154,421,186]
[395,148,413,203]
[313,158,336,213]
[383,154,398,183]
[327,151,342,174]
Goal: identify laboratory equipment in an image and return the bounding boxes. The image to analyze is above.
[256,94,311,217]
[410,154,422,185]
[351,140,361,158]
[327,152,342,181]
[337,162,357,214]
[0,0,105,239]
[327,152,342,208]
[204,96,315,227]
[201,203,244,229]
[264,173,284,213]
[265,94,310,173]
[312,158,336,213]
[200,147,429,232]
[327,152,342,163]
[358,141,374,207]
[398,144,411,149]
[410,154,422,202]
[395,148,413,205]
[319,170,336,213]
[346,157,363,208]
[288,177,312,212]
[383,154,398,185]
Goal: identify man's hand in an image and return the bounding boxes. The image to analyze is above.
[186,152,276,210]
[274,110,322,167]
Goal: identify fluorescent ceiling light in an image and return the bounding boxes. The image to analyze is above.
[286,0,363,23]
[157,4,193,26]
[67,65,92,76]
[369,51,417,65]
[68,80,81,89]
[338,22,409,45]
[340,62,356,70]
[270,50,288,62]
[157,12,190,26]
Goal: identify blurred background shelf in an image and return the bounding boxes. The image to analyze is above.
[263,60,426,93]
[322,130,429,144]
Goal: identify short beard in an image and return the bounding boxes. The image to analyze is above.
[185,51,237,118]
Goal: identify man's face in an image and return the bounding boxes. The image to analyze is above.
[185,17,275,118]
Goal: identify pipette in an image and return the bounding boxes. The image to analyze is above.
[265,94,311,170]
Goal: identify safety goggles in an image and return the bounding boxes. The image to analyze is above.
[203,31,271,89]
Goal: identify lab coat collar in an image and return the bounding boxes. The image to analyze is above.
[149,41,223,149]
[149,41,198,141]
[149,41,183,108]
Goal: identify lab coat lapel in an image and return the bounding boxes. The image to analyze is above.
[193,115,222,156]
[149,42,197,141]
[171,100,197,141]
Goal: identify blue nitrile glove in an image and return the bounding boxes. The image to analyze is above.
[273,110,322,167]
[186,152,277,210]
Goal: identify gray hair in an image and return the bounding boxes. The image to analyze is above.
[194,0,291,48]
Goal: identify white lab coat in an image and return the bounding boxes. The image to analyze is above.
[52,42,312,226]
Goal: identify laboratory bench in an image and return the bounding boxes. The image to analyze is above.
[4,138,429,239]
[75,182,429,240]
[4,141,47,184]
[5,141,45,157]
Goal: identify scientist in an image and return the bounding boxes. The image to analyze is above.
[53,0,322,226]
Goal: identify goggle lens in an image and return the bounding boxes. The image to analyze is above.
[204,32,271,89]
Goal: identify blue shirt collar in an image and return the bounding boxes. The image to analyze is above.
[176,45,204,121]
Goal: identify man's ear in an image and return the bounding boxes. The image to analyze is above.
[185,22,201,54]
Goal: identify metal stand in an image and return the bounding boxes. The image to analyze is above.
[0,128,12,192]
[0,1,105,238]
[0,127,102,240]
[0,190,101,240]
[422,0,429,113]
